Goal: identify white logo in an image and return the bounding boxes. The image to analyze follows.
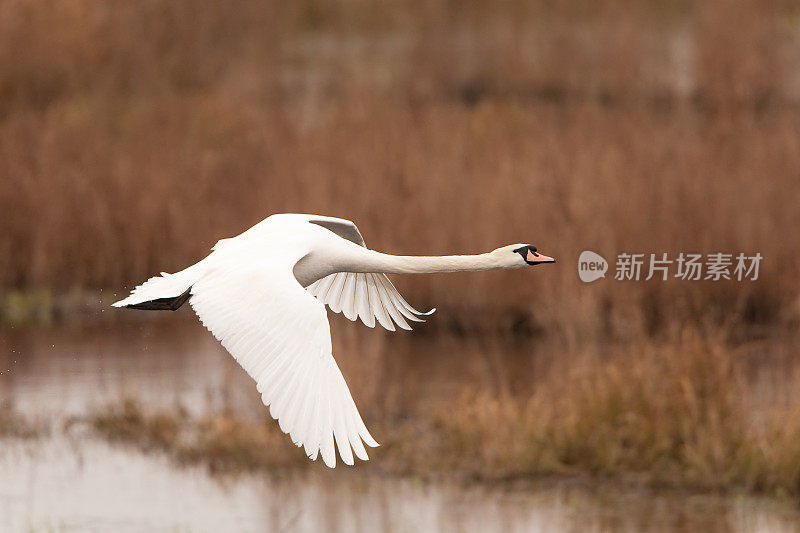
[578,251,608,282]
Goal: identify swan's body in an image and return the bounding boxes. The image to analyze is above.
[113,213,555,467]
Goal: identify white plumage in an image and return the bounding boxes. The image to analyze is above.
[307,272,433,330]
[113,213,554,467]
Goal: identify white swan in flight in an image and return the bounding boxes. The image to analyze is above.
[113,214,555,467]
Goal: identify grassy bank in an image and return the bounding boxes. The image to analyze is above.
[86,329,800,497]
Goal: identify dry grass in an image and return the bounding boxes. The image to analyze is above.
[384,330,800,496]
[0,1,798,339]
[424,332,754,485]
[0,402,42,439]
[91,397,185,452]
[91,397,308,473]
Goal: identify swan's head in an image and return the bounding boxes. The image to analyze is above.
[494,244,556,268]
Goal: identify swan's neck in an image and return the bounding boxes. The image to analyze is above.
[350,249,505,274]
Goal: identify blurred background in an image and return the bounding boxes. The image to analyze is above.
[2,1,800,531]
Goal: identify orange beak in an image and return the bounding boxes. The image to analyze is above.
[527,248,556,265]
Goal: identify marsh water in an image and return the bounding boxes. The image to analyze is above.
[1,317,799,532]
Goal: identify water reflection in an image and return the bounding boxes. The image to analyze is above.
[1,435,798,533]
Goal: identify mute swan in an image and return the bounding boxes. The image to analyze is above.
[113,214,555,467]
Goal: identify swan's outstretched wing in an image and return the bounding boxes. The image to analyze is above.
[306,216,435,330]
[189,257,378,468]
[307,272,433,330]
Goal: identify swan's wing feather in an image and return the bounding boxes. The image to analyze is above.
[188,258,377,468]
[304,215,435,330]
[307,217,366,247]
[307,272,434,331]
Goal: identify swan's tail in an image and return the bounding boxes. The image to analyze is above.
[112,261,205,311]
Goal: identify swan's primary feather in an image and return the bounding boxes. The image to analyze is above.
[188,254,378,468]
[305,216,435,330]
[307,272,433,330]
